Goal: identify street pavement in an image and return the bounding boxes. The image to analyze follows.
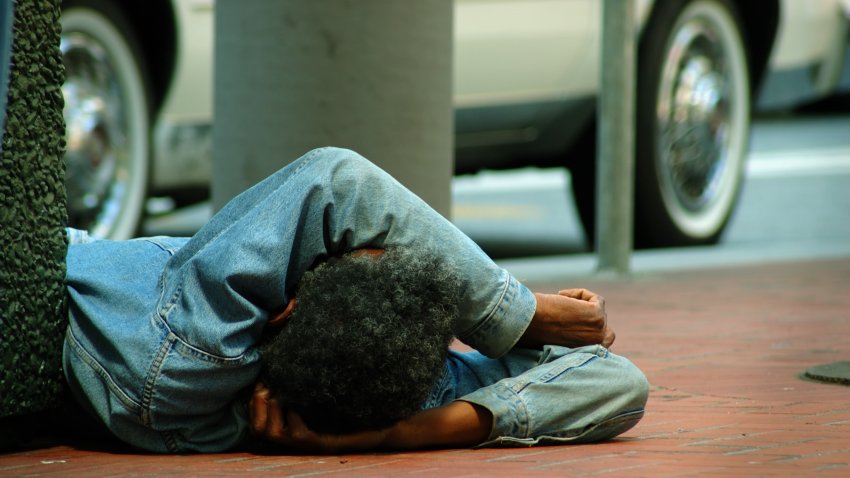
[4,113,846,475]
[2,257,847,476]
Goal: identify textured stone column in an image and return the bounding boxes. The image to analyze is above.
[0,0,68,419]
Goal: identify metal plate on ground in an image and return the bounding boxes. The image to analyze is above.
[804,361,850,386]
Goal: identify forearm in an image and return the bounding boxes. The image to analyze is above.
[383,401,492,450]
[250,383,493,453]
[517,290,613,350]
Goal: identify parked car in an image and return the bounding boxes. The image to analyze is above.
[60,0,850,245]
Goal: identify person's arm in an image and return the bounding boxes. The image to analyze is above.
[250,383,491,453]
[162,148,534,359]
[382,401,492,450]
[518,289,615,349]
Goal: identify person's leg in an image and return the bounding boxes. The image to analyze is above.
[161,147,535,359]
[424,345,648,446]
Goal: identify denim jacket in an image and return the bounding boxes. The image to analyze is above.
[64,148,537,452]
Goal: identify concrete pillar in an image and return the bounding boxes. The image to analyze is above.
[596,0,636,274]
[213,0,454,217]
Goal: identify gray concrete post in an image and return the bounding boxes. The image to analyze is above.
[213,0,454,217]
[596,0,636,274]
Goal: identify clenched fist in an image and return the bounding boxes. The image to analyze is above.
[517,288,615,349]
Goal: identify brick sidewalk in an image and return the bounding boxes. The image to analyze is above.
[2,258,848,476]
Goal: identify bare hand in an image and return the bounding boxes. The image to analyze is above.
[517,288,615,349]
[249,382,389,453]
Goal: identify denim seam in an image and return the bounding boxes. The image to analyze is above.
[157,284,181,319]
[516,353,599,393]
[152,309,251,363]
[161,430,180,453]
[142,238,180,255]
[156,284,251,362]
[140,332,174,427]
[65,326,141,415]
[499,382,530,439]
[421,363,452,410]
[461,381,529,440]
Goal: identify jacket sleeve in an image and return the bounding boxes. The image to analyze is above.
[162,147,536,359]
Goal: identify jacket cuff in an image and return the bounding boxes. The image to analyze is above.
[462,272,536,358]
[458,381,528,442]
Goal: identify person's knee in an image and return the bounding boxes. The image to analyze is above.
[304,147,376,177]
[605,352,649,412]
[310,148,401,200]
[571,351,648,443]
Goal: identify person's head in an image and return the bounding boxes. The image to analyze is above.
[259,247,460,434]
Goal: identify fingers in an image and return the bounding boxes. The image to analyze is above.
[250,384,334,450]
[524,291,608,349]
[265,397,287,442]
[285,410,314,444]
[250,382,288,443]
[284,410,390,453]
[602,326,616,348]
[269,298,297,327]
[556,289,606,324]
[283,410,338,453]
[559,288,588,299]
[558,288,605,308]
[250,382,270,436]
[528,288,613,349]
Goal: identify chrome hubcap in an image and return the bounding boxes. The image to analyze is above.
[62,31,129,236]
[657,20,731,211]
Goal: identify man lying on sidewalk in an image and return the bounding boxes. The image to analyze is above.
[64,147,648,453]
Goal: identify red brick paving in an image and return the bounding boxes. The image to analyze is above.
[2,258,848,476]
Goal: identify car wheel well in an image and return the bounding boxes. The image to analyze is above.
[729,0,779,94]
[62,0,177,116]
[120,0,176,114]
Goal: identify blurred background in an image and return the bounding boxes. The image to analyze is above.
[60,0,850,263]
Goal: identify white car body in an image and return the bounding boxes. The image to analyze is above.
[60,0,849,242]
[149,0,214,191]
[151,0,849,190]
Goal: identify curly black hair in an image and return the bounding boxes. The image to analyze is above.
[260,248,460,434]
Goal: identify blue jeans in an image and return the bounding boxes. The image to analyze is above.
[64,147,646,452]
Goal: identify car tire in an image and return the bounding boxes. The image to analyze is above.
[635,0,750,247]
[61,0,150,239]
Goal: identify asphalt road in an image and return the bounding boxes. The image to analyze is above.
[453,112,850,253]
[143,110,850,275]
